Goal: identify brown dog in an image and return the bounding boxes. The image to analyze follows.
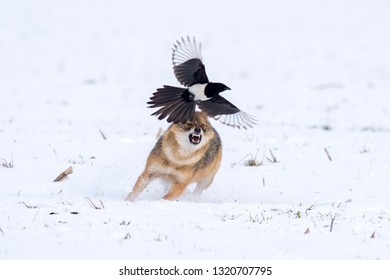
[127,112,222,201]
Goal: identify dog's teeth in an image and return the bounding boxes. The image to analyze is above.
[189,134,201,144]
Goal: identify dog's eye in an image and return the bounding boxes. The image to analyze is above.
[200,124,207,131]
[184,123,192,130]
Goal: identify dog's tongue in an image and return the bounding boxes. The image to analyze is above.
[191,134,201,144]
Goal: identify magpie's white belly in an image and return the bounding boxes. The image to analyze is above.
[188,83,208,101]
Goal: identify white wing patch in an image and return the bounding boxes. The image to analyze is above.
[172,36,203,66]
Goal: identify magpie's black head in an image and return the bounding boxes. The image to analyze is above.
[205,82,231,97]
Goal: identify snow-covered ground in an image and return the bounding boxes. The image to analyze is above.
[1,0,390,259]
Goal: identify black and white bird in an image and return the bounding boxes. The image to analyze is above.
[148,36,256,129]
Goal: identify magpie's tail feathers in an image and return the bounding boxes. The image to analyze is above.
[166,101,195,123]
[148,86,195,124]
[147,85,185,108]
[152,100,180,120]
[151,99,195,124]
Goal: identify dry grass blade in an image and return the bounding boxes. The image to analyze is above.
[86,197,102,210]
[265,149,278,163]
[54,166,73,182]
[18,202,38,209]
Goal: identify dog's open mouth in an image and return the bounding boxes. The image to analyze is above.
[189,133,202,145]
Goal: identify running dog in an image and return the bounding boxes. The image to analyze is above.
[126,112,222,201]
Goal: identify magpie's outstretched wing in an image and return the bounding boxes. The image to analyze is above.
[198,95,257,129]
[172,36,209,87]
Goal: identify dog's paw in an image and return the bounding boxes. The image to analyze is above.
[126,192,137,202]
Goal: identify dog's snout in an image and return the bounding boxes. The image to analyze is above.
[194,128,201,134]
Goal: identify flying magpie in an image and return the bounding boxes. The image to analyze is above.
[148,36,256,129]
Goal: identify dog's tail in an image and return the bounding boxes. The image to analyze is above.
[148,85,196,124]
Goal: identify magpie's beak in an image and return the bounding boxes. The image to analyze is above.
[224,86,231,91]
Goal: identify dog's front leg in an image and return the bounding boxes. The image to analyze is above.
[126,170,154,202]
[194,176,214,195]
[163,180,190,201]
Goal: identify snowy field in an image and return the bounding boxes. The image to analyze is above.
[1,0,390,259]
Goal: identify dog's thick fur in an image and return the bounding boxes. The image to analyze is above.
[127,112,222,201]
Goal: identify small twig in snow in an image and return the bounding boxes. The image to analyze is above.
[359,143,370,154]
[99,129,107,140]
[53,166,73,182]
[330,214,336,232]
[370,231,376,238]
[324,148,333,161]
